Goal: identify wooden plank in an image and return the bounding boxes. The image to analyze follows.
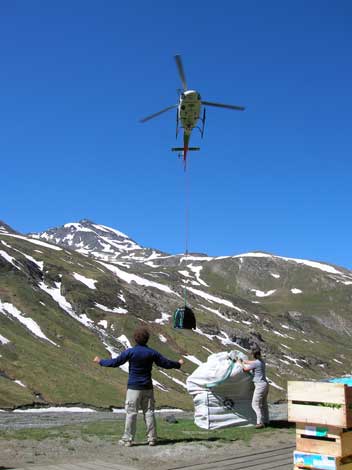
[288,382,347,404]
[289,402,349,427]
[346,388,352,428]
[11,447,295,470]
[296,435,352,458]
[296,423,346,438]
[164,453,293,470]
[40,466,82,470]
[164,445,294,469]
[85,463,136,470]
[49,466,103,470]
[71,464,112,469]
[26,466,88,470]
[65,463,135,470]
[296,423,352,457]
[14,463,137,470]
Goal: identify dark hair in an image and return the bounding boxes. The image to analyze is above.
[133,327,150,346]
[251,347,262,360]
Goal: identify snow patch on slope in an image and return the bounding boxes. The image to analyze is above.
[1,241,44,270]
[251,289,276,297]
[98,320,108,329]
[38,281,94,328]
[234,252,346,276]
[201,305,237,323]
[186,287,245,313]
[4,233,62,251]
[159,370,187,389]
[101,262,177,295]
[153,313,171,325]
[0,250,20,269]
[0,300,57,346]
[73,273,97,290]
[184,355,203,366]
[14,380,26,388]
[0,334,10,345]
[95,303,128,314]
[188,264,208,286]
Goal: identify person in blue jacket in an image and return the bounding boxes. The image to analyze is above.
[93,326,184,447]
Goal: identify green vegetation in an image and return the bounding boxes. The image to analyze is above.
[0,418,278,444]
[1,225,352,411]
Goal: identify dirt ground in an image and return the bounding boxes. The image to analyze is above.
[0,408,294,469]
[0,427,295,469]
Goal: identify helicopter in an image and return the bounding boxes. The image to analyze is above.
[140,55,245,168]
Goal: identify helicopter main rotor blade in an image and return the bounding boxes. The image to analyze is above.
[201,100,245,111]
[174,55,187,91]
[140,105,178,123]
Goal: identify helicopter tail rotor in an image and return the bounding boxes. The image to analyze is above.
[175,55,187,91]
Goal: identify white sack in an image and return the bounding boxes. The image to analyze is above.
[187,350,256,429]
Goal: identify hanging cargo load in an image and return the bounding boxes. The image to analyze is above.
[173,306,196,329]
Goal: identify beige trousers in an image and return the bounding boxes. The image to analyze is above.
[252,381,269,425]
[122,388,157,442]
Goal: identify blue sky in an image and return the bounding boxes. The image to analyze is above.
[1,1,352,267]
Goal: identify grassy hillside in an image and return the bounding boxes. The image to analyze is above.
[1,224,352,409]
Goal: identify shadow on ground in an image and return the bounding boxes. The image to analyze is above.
[131,436,232,446]
[268,421,295,429]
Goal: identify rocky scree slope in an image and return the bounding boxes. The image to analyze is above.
[0,219,351,409]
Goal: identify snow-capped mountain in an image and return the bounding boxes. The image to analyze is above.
[0,221,17,234]
[29,219,165,265]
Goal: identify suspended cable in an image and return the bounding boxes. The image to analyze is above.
[183,157,190,307]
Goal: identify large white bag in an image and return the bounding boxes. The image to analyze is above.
[186,350,256,429]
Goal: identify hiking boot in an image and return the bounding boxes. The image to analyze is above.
[118,439,134,447]
[255,423,265,429]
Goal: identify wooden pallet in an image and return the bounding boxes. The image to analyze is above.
[296,423,352,457]
[288,381,352,428]
[294,450,352,470]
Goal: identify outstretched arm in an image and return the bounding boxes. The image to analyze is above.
[154,352,184,369]
[93,349,130,367]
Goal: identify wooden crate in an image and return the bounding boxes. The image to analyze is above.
[294,451,352,470]
[296,423,352,457]
[288,381,352,428]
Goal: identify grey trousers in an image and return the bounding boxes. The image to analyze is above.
[122,388,157,442]
[252,381,269,425]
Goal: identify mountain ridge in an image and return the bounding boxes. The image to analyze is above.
[0,219,351,410]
